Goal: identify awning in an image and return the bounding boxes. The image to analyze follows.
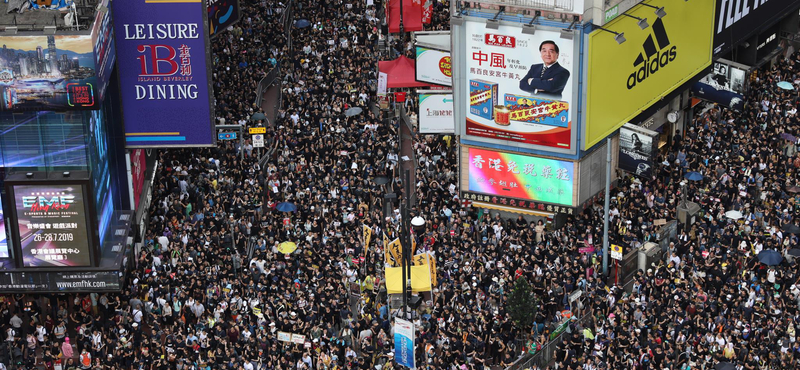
[385,265,431,293]
[387,0,423,33]
[473,201,554,217]
[378,56,430,88]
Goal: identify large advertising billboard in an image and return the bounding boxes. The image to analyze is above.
[92,0,115,103]
[416,47,451,86]
[585,0,714,149]
[463,20,575,151]
[208,0,241,37]
[467,147,575,207]
[419,92,454,133]
[714,0,800,56]
[113,0,216,148]
[0,35,99,111]
[11,184,93,268]
[618,124,657,178]
[692,59,748,111]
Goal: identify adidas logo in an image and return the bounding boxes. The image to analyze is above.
[626,18,677,89]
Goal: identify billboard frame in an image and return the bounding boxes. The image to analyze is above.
[4,171,100,270]
[113,0,217,149]
[452,15,581,156]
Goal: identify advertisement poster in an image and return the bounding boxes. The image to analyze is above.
[419,93,454,133]
[0,35,98,111]
[208,0,241,37]
[464,20,574,150]
[416,47,451,86]
[13,184,92,267]
[91,0,115,102]
[714,0,800,56]
[0,194,8,259]
[585,0,714,149]
[394,318,415,369]
[618,125,657,178]
[468,147,574,207]
[692,60,747,111]
[113,0,216,147]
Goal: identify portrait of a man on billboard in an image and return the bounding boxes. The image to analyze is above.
[519,40,570,98]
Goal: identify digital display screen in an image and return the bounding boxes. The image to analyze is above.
[13,184,92,267]
[468,147,574,206]
[0,195,8,258]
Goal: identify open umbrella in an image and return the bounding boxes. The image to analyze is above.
[788,249,800,257]
[277,241,297,254]
[783,223,800,234]
[715,363,736,370]
[758,250,783,266]
[294,19,311,28]
[276,202,297,212]
[781,132,798,142]
[684,172,704,181]
[250,112,266,121]
[724,210,743,220]
[777,81,795,90]
[345,107,363,117]
[787,186,800,194]
[373,176,391,186]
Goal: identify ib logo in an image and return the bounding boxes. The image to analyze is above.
[626,18,676,90]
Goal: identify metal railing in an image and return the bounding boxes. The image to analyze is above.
[507,307,593,370]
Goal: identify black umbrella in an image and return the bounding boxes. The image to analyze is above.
[783,223,800,235]
[787,185,800,194]
[757,250,783,266]
[373,176,390,186]
[788,249,800,257]
[715,363,735,370]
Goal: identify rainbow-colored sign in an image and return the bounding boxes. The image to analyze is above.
[468,147,574,206]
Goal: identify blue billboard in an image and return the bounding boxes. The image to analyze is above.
[92,0,115,102]
[112,0,216,147]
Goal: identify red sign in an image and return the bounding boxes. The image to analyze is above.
[484,34,516,48]
[394,92,407,103]
[130,149,146,209]
[439,56,452,77]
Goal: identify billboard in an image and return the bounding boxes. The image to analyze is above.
[419,92,454,133]
[0,35,99,111]
[416,47,451,86]
[130,149,146,209]
[11,184,94,268]
[0,186,7,259]
[618,124,658,178]
[113,0,216,148]
[0,270,122,292]
[463,20,575,151]
[467,147,575,207]
[692,59,747,111]
[91,0,115,102]
[208,0,241,37]
[585,0,714,149]
[714,0,800,56]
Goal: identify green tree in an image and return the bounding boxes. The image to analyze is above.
[506,276,538,332]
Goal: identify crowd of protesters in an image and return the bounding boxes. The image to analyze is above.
[2,0,800,370]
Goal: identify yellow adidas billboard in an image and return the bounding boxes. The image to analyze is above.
[584,0,714,149]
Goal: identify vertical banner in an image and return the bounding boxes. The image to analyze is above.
[387,238,402,267]
[91,0,116,102]
[112,0,216,147]
[378,72,388,96]
[618,124,657,178]
[421,0,432,24]
[363,225,372,258]
[129,149,146,209]
[394,318,415,369]
[463,20,575,151]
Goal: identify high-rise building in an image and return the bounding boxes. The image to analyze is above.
[36,46,44,74]
[19,57,28,76]
[46,36,59,76]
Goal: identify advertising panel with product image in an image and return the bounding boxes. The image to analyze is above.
[714,0,800,56]
[618,124,658,178]
[463,20,576,151]
[418,92,454,133]
[467,147,575,207]
[416,46,451,86]
[208,0,241,38]
[11,184,94,268]
[585,0,714,149]
[113,0,216,147]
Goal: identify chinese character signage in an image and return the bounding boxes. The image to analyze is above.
[208,0,241,38]
[463,20,575,151]
[618,124,657,178]
[11,184,93,267]
[0,271,122,292]
[416,46,451,86]
[0,34,99,111]
[468,147,575,207]
[113,0,216,148]
[418,92,454,134]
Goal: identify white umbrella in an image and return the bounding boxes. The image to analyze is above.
[725,210,743,220]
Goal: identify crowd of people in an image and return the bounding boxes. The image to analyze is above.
[2,0,800,369]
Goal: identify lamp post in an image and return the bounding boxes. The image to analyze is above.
[399,168,412,319]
